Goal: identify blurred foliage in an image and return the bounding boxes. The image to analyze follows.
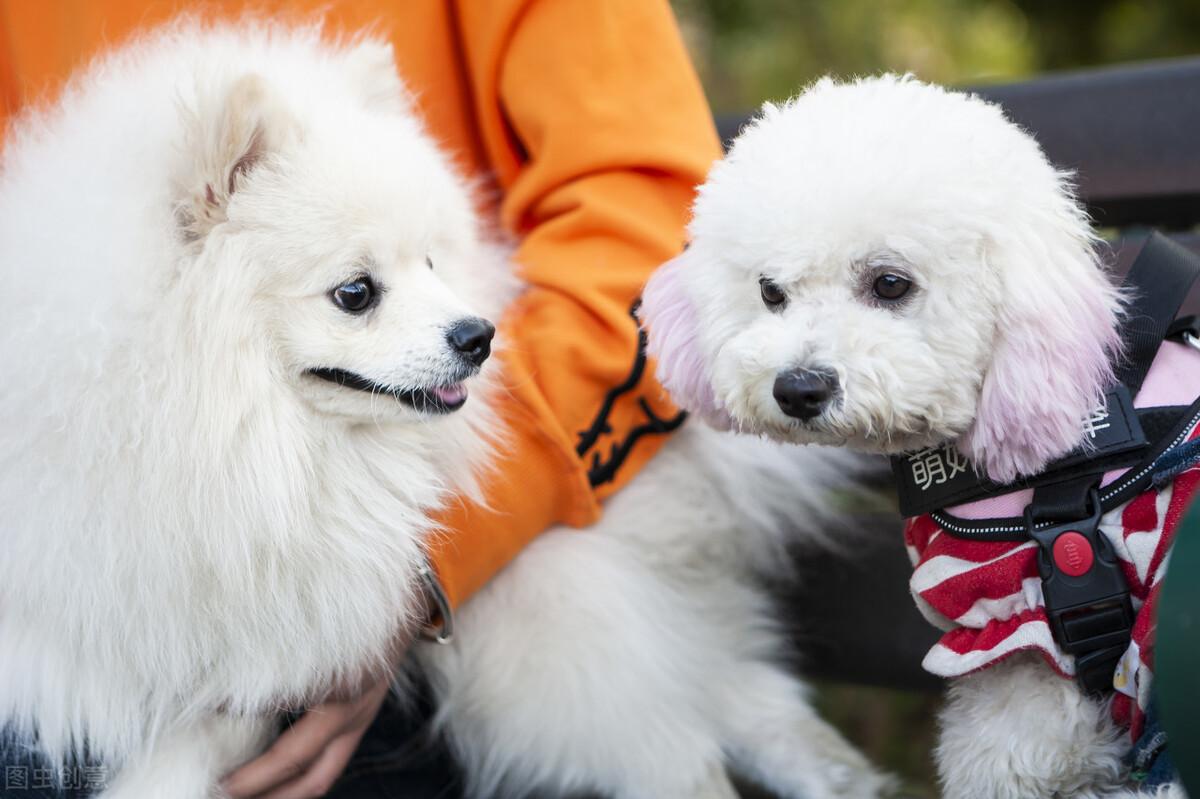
[672,0,1200,113]
[815,683,942,799]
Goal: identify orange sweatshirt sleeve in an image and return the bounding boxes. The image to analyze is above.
[427,0,721,606]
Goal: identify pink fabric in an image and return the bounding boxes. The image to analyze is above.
[949,342,1200,520]
[1137,340,1200,407]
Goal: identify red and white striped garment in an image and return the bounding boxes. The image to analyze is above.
[905,421,1200,740]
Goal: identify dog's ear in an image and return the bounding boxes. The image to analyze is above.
[639,251,733,430]
[176,74,296,240]
[959,193,1122,483]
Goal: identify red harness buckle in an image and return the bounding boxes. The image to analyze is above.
[1026,487,1134,694]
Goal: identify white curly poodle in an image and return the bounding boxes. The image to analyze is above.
[642,75,1191,799]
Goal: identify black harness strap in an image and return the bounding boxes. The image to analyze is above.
[1029,474,1096,523]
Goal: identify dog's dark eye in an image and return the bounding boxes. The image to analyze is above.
[332,277,376,313]
[426,256,434,270]
[872,273,911,301]
[759,278,787,310]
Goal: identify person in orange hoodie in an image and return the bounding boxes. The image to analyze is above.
[1,1,720,796]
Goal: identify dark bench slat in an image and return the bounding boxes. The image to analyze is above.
[974,59,1200,229]
[785,516,942,691]
[717,58,1200,230]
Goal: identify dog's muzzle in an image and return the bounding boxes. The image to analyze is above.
[773,368,838,421]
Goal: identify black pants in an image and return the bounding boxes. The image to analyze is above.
[324,691,464,799]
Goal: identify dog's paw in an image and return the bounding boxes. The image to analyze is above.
[691,762,741,799]
[810,752,896,799]
[936,656,1128,799]
[801,761,896,799]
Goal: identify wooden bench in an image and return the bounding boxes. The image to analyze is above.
[712,56,1200,692]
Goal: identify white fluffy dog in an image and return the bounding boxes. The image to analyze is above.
[641,75,1186,798]
[0,22,886,799]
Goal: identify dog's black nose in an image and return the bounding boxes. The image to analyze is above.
[773,369,837,420]
[447,318,495,367]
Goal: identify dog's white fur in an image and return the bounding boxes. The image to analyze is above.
[0,22,887,799]
[644,76,1121,485]
[642,76,1175,798]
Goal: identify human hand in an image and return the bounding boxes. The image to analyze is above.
[221,675,391,798]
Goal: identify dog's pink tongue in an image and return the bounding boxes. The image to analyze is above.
[433,384,467,405]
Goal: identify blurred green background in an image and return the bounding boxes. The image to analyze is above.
[667,2,1199,795]
[672,0,1200,115]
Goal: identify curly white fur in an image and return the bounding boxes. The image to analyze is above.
[643,76,1176,798]
[1,21,887,799]
[643,75,1122,484]
[936,655,1128,799]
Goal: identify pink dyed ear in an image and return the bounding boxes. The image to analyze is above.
[639,253,733,430]
[959,233,1121,483]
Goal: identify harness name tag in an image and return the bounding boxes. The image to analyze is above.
[1067,385,1146,463]
[892,386,1146,517]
